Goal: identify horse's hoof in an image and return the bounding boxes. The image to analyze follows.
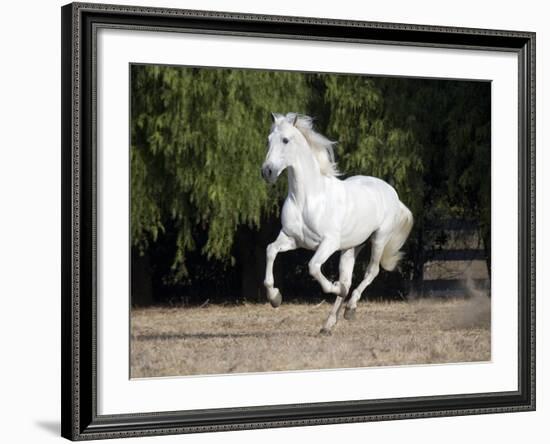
[344,307,356,320]
[269,290,282,308]
[319,328,332,336]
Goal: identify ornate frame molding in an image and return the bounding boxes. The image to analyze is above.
[61,2,535,440]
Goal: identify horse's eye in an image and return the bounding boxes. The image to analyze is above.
[282,137,289,144]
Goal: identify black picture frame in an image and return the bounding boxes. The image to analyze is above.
[61,2,536,440]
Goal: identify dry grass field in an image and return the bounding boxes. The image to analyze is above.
[130,295,490,378]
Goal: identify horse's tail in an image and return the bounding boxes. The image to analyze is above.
[380,202,414,272]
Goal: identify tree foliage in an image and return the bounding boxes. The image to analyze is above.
[131,66,309,279]
[130,64,490,295]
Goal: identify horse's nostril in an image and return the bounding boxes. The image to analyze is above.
[261,166,272,180]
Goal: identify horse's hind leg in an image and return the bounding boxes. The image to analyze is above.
[344,233,387,320]
[320,247,359,335]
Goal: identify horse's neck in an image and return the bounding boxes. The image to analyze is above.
[287,152,325,208]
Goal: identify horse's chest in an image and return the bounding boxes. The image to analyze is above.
[281,201,323,249]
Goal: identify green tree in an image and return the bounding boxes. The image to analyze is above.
[131,65,491,303]
[131,65,309,283]
[323,76,490,283]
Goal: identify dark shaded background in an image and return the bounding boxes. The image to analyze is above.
[130,65,491,305]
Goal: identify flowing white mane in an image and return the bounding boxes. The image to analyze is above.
[288,113,340,177]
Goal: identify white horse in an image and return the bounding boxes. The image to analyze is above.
[261,113,413,334]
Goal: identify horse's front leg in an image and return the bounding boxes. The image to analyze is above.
[264,231,297,307]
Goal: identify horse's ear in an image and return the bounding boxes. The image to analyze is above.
[271,113,281,123]
[291,114,299,126]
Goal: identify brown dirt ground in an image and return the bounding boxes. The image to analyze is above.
[130,297,490,378]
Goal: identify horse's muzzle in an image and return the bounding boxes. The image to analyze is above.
[261,164,275,183]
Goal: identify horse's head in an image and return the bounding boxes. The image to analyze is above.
[262,113,339,183]
[261,113,306,184]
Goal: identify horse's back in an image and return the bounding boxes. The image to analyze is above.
[345,174,395,188]
[342,175,402,232]
[344,175,399,205]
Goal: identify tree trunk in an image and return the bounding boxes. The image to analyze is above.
[236,227,263,302]
[240,249,262,302]
[131,249,154,306]
[411,227,425,297]
[481,227,491,280]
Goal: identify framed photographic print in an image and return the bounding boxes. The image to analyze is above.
[61,2,536,440]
